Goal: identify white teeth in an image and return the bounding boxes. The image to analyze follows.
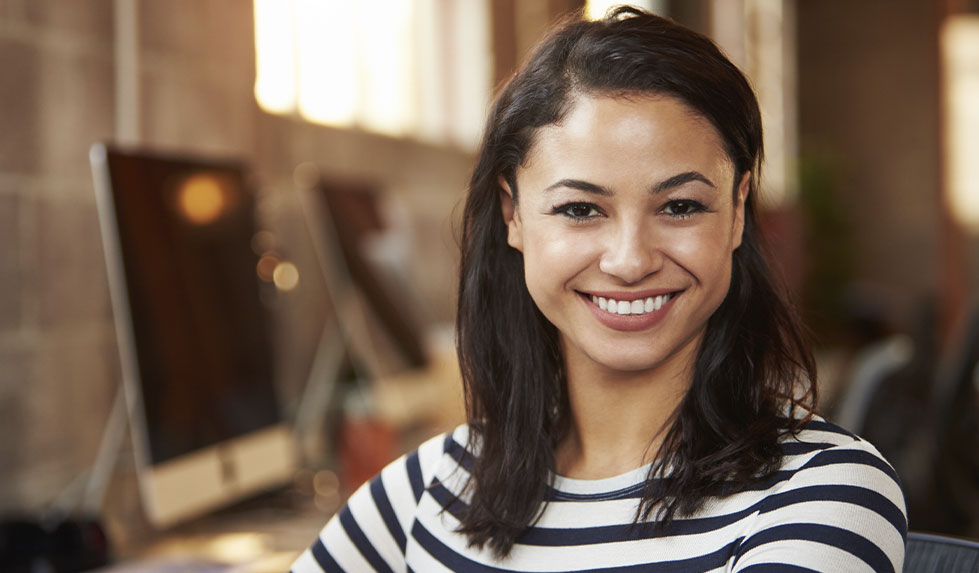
[589,292,676,316]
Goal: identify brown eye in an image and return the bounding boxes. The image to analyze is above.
[664,200,706,219]
[554,202,601,221]
[671,202,692,215]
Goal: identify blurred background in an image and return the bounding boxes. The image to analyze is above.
[0,0,977,569]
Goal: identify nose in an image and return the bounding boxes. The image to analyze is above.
[598,220,663,283]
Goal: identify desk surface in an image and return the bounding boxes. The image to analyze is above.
[99,491,330,573]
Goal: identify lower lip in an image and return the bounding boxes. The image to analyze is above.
[580,293,678,332]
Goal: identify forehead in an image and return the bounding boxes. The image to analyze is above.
[520,93,733,186]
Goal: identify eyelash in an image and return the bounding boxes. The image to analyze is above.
[551,199,708,222]
[662,199,708,219]
[552,202,602,221]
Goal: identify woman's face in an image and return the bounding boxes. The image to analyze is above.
[502,93,748,380]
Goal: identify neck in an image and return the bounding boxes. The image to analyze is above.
[555,346,696,480]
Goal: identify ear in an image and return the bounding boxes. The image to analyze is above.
[732,171,750,249]
[499,176,523,252]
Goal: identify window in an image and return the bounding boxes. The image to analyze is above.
[943,15,979,231]
[253,0,492,150]
[584,1,664,20]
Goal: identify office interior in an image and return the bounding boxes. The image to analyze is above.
[0,0,977,569]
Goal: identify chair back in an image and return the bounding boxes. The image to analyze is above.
[905,531,979,572]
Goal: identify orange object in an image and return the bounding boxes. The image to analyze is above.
[338,416,398,494]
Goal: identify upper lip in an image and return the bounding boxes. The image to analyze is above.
[579,288,681,300]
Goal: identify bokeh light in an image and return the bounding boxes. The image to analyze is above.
[273,261,300,291]
[176,174,226,225]
[256,254,280,282]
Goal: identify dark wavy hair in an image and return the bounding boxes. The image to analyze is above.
[455,6,817,557]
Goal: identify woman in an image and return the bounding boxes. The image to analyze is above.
[292,7,906,572]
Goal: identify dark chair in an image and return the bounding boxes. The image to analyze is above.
[905,532,979,572]
[928,302,979,535]
[856,299,978,536]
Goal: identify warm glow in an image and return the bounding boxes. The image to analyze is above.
[176,174,225,225]
[414,0,445,144]
[202,532,267,563]
[273,261,300,291]
[253,0,297,114]
[943,16,979,231]
[584,0,661,20]
[360,0,415,135]
[448,0,491,150]
[252,0,490,147]
[256,254,280,282]
[296,0,358,127]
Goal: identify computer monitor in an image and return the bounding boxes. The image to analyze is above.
[302,175,428,371]
[90,144,295,528]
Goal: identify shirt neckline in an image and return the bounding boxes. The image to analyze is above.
[550,462,655,495]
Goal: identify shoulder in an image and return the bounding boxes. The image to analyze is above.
[732,417,907,572]
[779,417,904,496]
[774,417,907,532]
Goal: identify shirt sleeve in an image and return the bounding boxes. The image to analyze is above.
[731,439,908,573]
[291,432,449,573]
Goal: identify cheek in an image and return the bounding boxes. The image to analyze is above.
[521,227,595,292]
[659,224,735,281]
[524,225,588,262]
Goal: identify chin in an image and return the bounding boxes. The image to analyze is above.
[589,349,681,377]
[572,330,704,379]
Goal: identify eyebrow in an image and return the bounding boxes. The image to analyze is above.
[544,171,716,196]
[544,179,612,196]
[653,171,716,193]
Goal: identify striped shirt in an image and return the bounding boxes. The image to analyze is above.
[291,419,907,572]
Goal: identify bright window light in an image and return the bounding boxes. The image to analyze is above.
[449,0,491,150]
[253,0,296,114]
[295,0,358,127]
[252,0,489,147]
[414,0,446,144]
[584,0,664,20]
[359,0,415,136]
[943,15,979,231]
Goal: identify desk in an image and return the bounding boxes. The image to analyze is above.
[98,491,330,573]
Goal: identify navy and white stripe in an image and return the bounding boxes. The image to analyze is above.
[291,419,906,572]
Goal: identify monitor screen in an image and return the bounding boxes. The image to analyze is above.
[103,148,278,463]
[92,144,294,526]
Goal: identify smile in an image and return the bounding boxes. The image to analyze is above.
[585,292,677,316]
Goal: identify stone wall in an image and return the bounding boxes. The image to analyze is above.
[0,0,120,513]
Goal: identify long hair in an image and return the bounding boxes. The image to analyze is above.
[455,6,816,557]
